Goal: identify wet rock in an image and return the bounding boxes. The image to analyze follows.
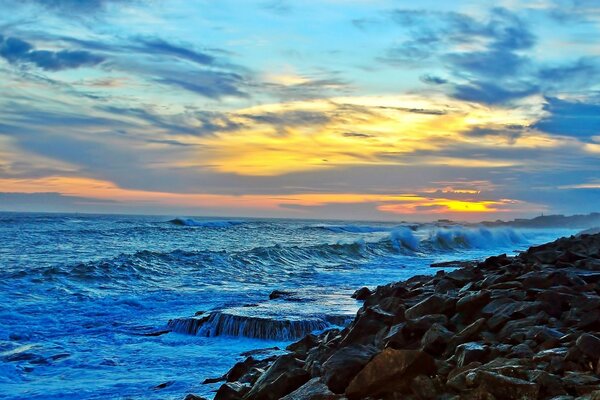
[405,294,454,320]
[421,323,453,355]
[153,380,175,390]
[351,287,371,300]
[269,290,294,300]
[281,377,341,400]
[322,344,378,393]
[455,342,488,367]
[456,290,490,317]
[287,334,318,357]
[215,382,250,400]
[468,370,539,399]
[243,354,309,400]
[184,395,208,400]
[576,333,600,359]
[345,349,436,399]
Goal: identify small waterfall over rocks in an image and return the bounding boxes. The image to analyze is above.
[168,311,349,340]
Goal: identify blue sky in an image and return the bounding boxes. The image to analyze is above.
[0,0,599,221]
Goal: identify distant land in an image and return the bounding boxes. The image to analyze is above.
[480,212,600,229]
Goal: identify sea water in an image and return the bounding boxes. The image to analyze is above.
[0,213,577,399]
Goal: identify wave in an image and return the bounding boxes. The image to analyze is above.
[169,218,244,228]
[22,226,529,285]
[425,227,527,250]
[168,312,348,340]
[310,224,393,234]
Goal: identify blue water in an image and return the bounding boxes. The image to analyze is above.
[0,213,576,399]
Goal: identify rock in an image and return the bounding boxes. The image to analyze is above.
[576,333,600,359]
[469,370,540,399]
[456,290,490,316]
[153,380,175,390]
[510,343,534,358]
[322,345,378,393]
[184,395,208,400]
[410,374,439,400]
[269,290,293,300]
[226,357,258,382]
[455,342,488,367]
[345,349,436,399]
[444,318,487,357]
[405,294,454,319]
[243,354,309,400]
[351,287,371,300]
[214,382,250,400]
[286,334,318,357]
[421,323,453,355]
[281,378,341,400]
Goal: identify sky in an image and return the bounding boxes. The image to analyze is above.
[0,0,599,221]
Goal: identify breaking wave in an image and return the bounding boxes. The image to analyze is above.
[168,312,348,340]
[310,224,393,233]
[22,226,528,285]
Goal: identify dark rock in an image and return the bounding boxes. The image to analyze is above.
[455,342,488,367]
[468,370,539,399]
[405,294,454,320]
[184,395,208,400]
[269,290,293,300]
[345,349,436,399]
[456,290,490,317]
[215,382,249,400]
[243,354,309,400]
[322,344,378,393]
[280,377,341,400]
[286,334,318,357]
[421,323,453,355]
[410,374,439,399]
[576,333,600,359]
[351,287,371,300]
[153,380,175,390]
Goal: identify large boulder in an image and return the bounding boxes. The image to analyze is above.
[405,294,454,320]
[576,333,600,359]
[468,370,539,400]
[421,323,454,355]
[345,349,436,399]
[280,378,341,400]
[243,354,309,400]
[321,344,378,393]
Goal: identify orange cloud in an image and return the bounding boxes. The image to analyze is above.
[0,176,535,217]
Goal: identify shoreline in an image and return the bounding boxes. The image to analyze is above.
[190,232,600,400]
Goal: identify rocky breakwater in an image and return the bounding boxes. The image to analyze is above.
[195,233,600,400]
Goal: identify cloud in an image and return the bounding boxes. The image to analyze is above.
[132,37,216,66]
[0,35,104,71]
[6,0,131,14]
[533,97,600,138]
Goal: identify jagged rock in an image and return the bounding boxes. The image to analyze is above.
[351,287,371,300]
[421,323,453,355]
[281,377,341,400]
[287,334,319,357]
[322,344,378,393]
[184,395,208,400]
[215,382,249,400]
[243,354,309,400]
[345,349,436,399]
[405,294,454,319]
[468,370,539,399]
[455,342,488,367]
[410,374,439,400]
[456,290,490,317]
[444,318,487,357]
[576,333,600,359]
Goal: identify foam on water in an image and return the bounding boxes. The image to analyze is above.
[0,213,577,399]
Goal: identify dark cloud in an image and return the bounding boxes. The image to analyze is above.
[533,97,600,138]
[0,35,104,71]
[132,38,216,66]
[157,74,247,99]
[420,74,447,85]
[451,80,538,104]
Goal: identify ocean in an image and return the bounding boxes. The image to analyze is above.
[0,213,576,399]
